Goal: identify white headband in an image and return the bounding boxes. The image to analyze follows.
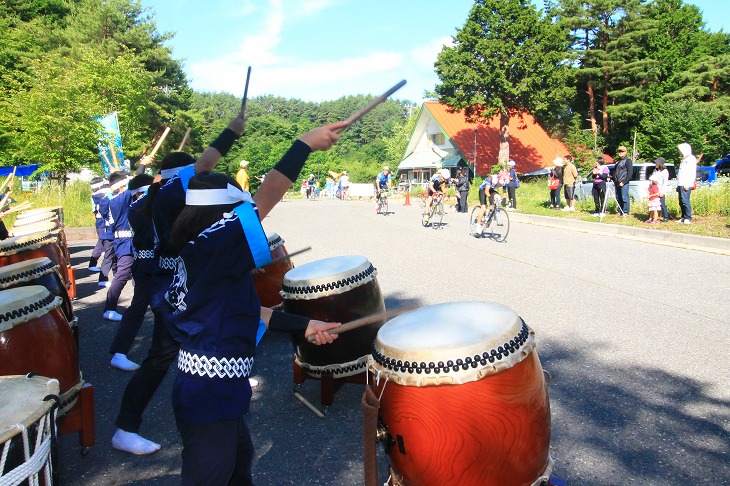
[161,164,194,180]
[186,184,253,206]
[111,178,130,191]
[130,185,150,195]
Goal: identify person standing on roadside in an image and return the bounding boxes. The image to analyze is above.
[549,158,564,209]
[651,157,671,222]
[455,168,469,213]
[591,156,609,216]
[236,160,250,191]
[613,145,633,216]
[561,155,578,211]
[676,143,697,225]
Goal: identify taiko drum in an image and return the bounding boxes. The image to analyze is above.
[252,231,294,308]
[281,255,385,378]
[0,257,73,323]
[0,231,69,284]
[11,219,70,264]
[0,286,80,405]
[0,374,59,486]
[369,301,553,486]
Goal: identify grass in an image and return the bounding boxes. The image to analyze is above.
[3,177,729,239]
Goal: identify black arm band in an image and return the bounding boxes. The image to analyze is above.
[209,128,238,157]
[273,140,312,182]
[269,310,310,334]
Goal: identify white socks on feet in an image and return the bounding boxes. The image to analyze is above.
[110,353,140,371]
[112,429,161,455]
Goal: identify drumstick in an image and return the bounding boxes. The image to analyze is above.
[240,66,252,116]
[306,304,418,343]
[294,391,325,419]
[334,80,407,133]
[0,166,17,195]
[258,246,311,269]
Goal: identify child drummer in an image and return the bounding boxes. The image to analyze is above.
[163,122,346,485]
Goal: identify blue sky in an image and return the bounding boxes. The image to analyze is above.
[140,0,727,104]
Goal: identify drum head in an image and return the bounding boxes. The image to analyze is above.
[0,286,62,332]
[371,301,535,386]
[0,231,58,256]
[0,257,58,290]
[281,255,376,300]
[0,375,59,444]
[11,220,61,237]
[13,212,59,228]
[265,231,284,252]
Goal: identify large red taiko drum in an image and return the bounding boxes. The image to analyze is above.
[0,231,69,285]
[369,301,553,486]
[252,231,294,308]
[281,255,385,378]
[0,257,73,323]
[0,286,81,416]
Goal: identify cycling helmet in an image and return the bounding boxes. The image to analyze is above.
[440,169,450,179]
[383,166,389,171]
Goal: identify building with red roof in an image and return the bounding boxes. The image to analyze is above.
[397,102,572,182]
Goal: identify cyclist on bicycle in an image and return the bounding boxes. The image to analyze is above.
[424,168,451,223]
[375,166,392,208]
[472,174,502,227]
[306,173,317,199]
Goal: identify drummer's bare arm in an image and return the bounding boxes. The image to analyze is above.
[194,115,247,174]
[254,121,346,219]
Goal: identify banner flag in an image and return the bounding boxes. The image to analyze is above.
[94,112,128,176]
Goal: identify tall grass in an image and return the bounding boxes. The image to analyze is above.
[2,180,94,228]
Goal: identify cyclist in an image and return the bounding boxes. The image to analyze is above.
[424,168,451,223]
[375,166,392,209]
[306,173,317,200]
[472,173,503,230]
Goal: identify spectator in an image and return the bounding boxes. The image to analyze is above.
[613,145,633,216]
[651,157,671,222]
[455,168,469,213]
[236,160,250,191]
[676,143,697,224]
[506,160,519,210]
[340,171,350,200]
[549,158,564,209]
[647,178,661,223]
[591,156,609,216]
[561,155,578,211]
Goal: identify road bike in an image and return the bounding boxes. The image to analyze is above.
[422,193,445,228]
[470,194,510,242]
[376,189,389,215]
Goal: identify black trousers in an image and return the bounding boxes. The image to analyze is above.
[108,262,154,355]
[99,239,116,281]
[592,183,606,213]
[104,254,133,312]
[114,308,179,433]
[507,186,517,209]
[178,417,254,486]
[458,190,469,212]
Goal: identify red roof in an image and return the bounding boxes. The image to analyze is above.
[424,102,572,175]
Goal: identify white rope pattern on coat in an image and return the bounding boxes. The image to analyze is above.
[178,350,254,379]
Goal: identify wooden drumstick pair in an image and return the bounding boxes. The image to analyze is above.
[306,304,418,343]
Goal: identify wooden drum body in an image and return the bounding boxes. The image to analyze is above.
[0,257,74,323]
[370,302,552,486]
[281,255,385,378]
[0,286,81,416]
[0,375,59,486]
[253,231,294,308]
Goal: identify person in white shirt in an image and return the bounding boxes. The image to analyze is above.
[676,143,697,224]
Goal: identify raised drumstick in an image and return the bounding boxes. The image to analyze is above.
[335,80,407,133]
[240,66,252,116]
[306,304,418,343]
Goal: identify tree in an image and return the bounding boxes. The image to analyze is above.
[435,0,569,168]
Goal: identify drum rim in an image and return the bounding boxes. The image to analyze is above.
[369,301,536,386]
[0,286,63,332]
[265,231,284,251]
[0,257,58,288]
[0,375,59,444]
[0,231,58,255]
[280,255,376,300]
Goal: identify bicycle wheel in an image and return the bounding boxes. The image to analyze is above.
[421,207,430,226]
[433,201,444,228]
[470,206,484,237]
[487,207,510,242]
[382,197,388,215]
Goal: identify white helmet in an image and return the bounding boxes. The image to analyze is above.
[440,169,450,179]
[383,166,389,171]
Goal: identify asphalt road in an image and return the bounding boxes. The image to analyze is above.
[57,198,729,485]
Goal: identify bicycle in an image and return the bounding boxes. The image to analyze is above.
[470,194,510,242]
[375,189,389,215]
[422,193,445,228]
